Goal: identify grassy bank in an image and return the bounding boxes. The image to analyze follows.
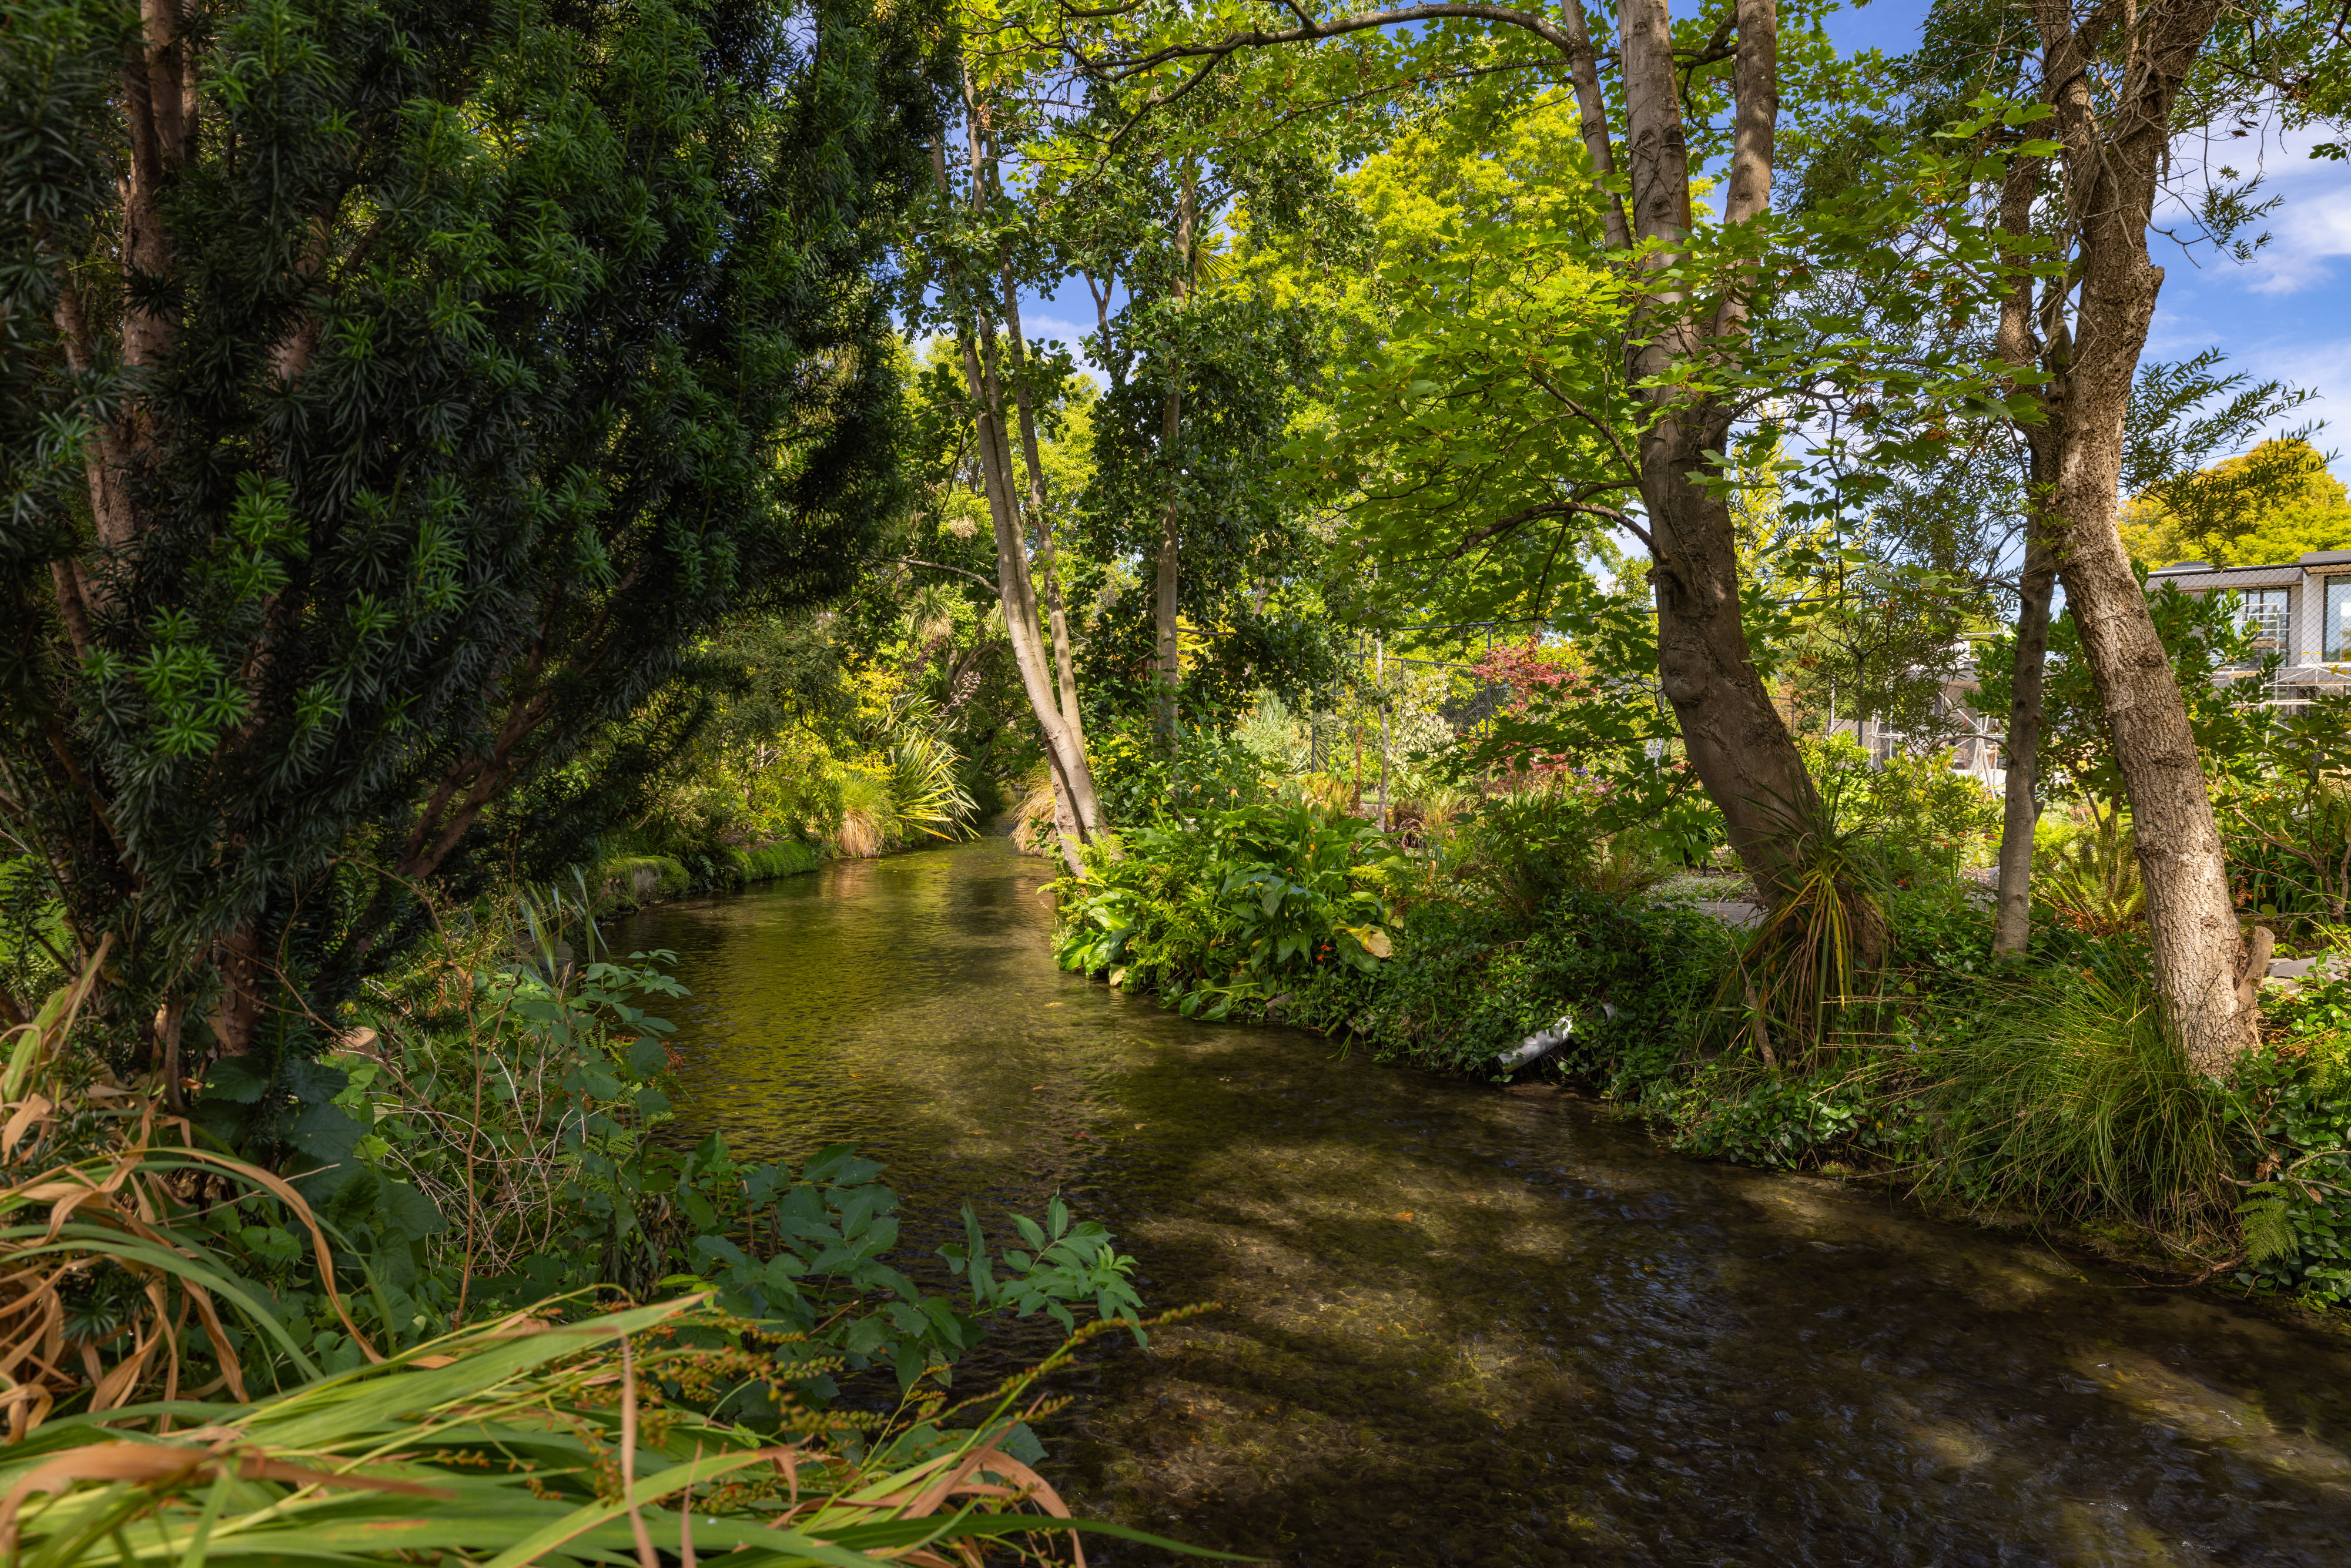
[0,882,1177,1562]
[1049,797,2351,1313]
[595,836,828,911]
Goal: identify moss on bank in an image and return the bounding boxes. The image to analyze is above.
[597,839,826,911]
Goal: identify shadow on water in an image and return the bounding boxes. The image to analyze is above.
[622,838,2351,1567]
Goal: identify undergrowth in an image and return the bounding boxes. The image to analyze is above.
[1053,802,2351,1310]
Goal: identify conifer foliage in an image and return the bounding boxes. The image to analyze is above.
[0,0,943,1058]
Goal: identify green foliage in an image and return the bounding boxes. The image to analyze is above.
[2123,435,2351,569]
[2231,979,2351,1304]
[731,840,827,884]
[1089,716,1284,829]
[1286,886,1736,1094]
[1663,1060,1918,1170]
[322,895,1146,1400]
[2033,815,2147,936]
[2216,696,2351,930]
[0,1295,1210,1567]
[943,1193,1147,1342]
[2,890,1148,1423]
[1452,788,1676,920]
[1,0,943,1047]
[1445,625,1720,865]
[1053,802,1405,1020]
[1910,970,2238,1237]
[1711,784,1894,1068]
[1799,736,2002,882]
[1977,581,2270,813]
[597,855,696,911]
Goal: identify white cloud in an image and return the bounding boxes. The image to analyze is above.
[2241,189,2351,296]
[2156,122,2351,297]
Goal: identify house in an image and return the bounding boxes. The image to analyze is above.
[1823,654,2007,793]
[2145,551,2351,705]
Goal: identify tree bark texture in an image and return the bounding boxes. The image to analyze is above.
[2031,0,2255,1071]
[1992,521,2058,953]
[1991,146,2056,956]
[1615,0,1828,910]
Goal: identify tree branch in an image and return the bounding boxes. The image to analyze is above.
[892,555,1003,592]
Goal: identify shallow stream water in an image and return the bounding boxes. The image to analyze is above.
[622,838,2351,1566]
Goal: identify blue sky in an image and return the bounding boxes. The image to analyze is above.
[1832,0,2351,478]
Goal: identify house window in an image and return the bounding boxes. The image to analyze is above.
[2241,587,2290,656]
[2329,578,2351,660]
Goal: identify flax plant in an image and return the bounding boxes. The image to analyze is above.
[0,1295,1216,1567]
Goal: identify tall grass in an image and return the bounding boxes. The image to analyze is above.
[836,768,893,858]
[1913,969,2238,1248]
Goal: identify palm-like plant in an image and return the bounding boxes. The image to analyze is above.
[2035,813,2146,936]
[1717,783,1890,1068]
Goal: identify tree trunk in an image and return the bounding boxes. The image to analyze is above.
[999,252,1105,839]
[1616,0,1834,916]
[1990,144,2056,957]
[1153,169,1198,750]
[2035,0,2252,1071]
[929,136,1102,876]
[1991,520,2058,954]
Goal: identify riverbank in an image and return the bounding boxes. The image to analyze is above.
[1043,801,2351,1321]
[630,840,2351,1564]
[595,836,828,911]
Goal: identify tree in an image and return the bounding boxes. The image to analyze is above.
[1846,0,2351,1067]
[1071,1,2024,943]
[2122,437,2351,568]
[904,54,1113,871]
[0,0,942,1064]
[1073,200,1337,745]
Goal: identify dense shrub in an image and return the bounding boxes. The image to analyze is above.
[1800,735,2002,882]
[731,839,828,883]
[1053,802,1404,1020]
[1284,889,1734,1095]
[2230,975,2351,1304]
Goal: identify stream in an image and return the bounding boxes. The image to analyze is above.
[621,837,2351,1566]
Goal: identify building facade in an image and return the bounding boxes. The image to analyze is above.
[2145,550,2351,702]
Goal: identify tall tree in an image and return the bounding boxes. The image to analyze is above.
[1081,1,2011,926]
[0,0,942,1057]
[906,58,1111,871]
[1900,0,2346,1064]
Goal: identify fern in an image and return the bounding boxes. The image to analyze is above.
[2238,1189,2300,1265]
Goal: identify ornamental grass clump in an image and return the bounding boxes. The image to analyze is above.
[1710,785,1891,1070]
[1913,969,2237,1249]
[1,939,391,1439]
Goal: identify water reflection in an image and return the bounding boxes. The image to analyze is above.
[625,839,2351,1566]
